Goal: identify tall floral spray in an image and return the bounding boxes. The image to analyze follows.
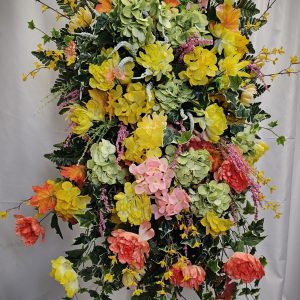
[2,0,299,299]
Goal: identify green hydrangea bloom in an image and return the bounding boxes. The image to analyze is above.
[232,127,256,155]
[87,139,125,185]
[166,5,209,46]
[175,149,211,187]
[154,78,195,111]
[191,180,231,217]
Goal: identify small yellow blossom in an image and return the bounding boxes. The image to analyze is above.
[181,233,188,239]
[290,56,299,64]
[68,6,93,33]
[270,186,277,194]
[37,43,44,52]
[159,260,167,268]
[122,268,145,287]
[22,74,28,81]
[41,4,48,13]
[163,270,173,280]
[192,241,201,248]
[132,289,143,296]
[0,211,8,219]
[109,255,117,265]
[158,289,167,295]
[104,273,114,283]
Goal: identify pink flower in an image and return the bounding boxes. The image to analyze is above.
[224,252,265,283]
[129,158,174,195]
[170,260,206,290]
[14,215,45,246]
[152,188,190,219]
[107,222,154,270]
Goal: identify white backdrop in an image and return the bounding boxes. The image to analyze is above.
[0,1,299,299]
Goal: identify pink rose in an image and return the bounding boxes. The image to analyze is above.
[107,222,154,270]
[152,188,190,219]
[224,252,265,283]
[170,260,206,290]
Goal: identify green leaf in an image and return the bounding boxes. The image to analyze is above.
[277,136,286,146]
[163,127,175,146]
[248,219,264,234]
[244,201,256,215]
[50,214,63,239]
[177,131,192,145]
[237,0,260,17]
[42,34,51,44]
[28,20,35,30]
[268,120,278,128]
[231,240,245,252]
[75,211,97,228]
[207,259,220,273]
[242,231,266,246]
[51,28,60,38]
[229,75,242,90]
[259,256,268,267]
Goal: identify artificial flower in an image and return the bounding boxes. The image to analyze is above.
[152,188,190,220]
[0,211,8,219]
[113,82,154,125]
[54,181,91,220]
[218,54,250,79]
[215,159,249,193]
[129,157,175,195]
[89,50,134,91]
[122,267,145,287]
[247,141,269,165]
[216,0,241,32]
[136,42,174,81]
[203,104,228,143]
[164,0,180,8]
[240,84,257,106]
[179,47,218,86]
[64,40,76,66]
[30,180,58,214]
[68,6,93,33]
[50,256,79,298]
[68,104,93,135]
[108,222,155,269]
[170,260,206,290]
[14,215,45,246]
[60,165,86,187]
[96,0,112,13]
[114,182,152,225]
[200,211,233,238]
[224,252,265,283]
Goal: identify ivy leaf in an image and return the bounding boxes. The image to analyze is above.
[177,131,192,145]
[51,28,60,38]
[259,256,268,267]
[42,34,51,44]
[276,136,286,146]
[50,214,63,239]
[268,120,278,128]
[231,240,245,252]
[207,259,220,273]
[242,231,266,246]
[229,75,242,90]
[244,201,256,215]
[28,20,35,30]
[163,127,175,146]
[75,211,97,228]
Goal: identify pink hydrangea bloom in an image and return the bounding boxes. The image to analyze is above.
[152,188,190,220]
[129,158,175,195]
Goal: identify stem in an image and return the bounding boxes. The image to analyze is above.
[36,0,70,19]
[259,0,278,19]
[39,212,52,223]
[6,198,30,212]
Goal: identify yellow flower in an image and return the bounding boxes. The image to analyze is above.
[124,113,167,163]
[54,181,91,220]
[0,211,8,219]
[64,0,76,10]
[136,42,174,81]
[41,4,48,13]
[248,141,269,165]
[113,82,154,125]
[210,24,249,57]
[240,84,257,106]
[290,56,299,64]
[104,273,114,283]
[201,211,233,238]
[219,54,250,78]
[50,256,79,299]
[204,104,228,143]
[89,51,134,91]
[133,289,143,296]
[109,255,117,265]
[122,268,145,287]
[69,105,93,135]
[216,0,241,32]
[179,47,218,86]
[115,182,152,225]
[163,270,173,280]
[159,260,167,268]
[68,6,93,33]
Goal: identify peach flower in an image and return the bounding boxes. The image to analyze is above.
[14,215,45,246]
[108,222,154,270]
[170,260,206,290]
[224,252,265,283]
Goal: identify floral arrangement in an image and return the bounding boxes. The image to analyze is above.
[2,0,300,299]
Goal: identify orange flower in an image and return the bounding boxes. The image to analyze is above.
[216,0,241,32]
[14,215,45,246]
[170,260,206,290]
[224,252,265,283]
[60,165,86,187]
[108,222,154,270]
[96,0,112,13]
[164,0,180,8]
[30,180,57,214]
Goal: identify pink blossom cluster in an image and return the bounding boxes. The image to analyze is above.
[152,188,190,220]
[129,158,175,195]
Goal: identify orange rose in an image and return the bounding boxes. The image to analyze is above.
[224,252,265,283]
[170,260,206,290]
[108,222,154,270]
[14,215,45,246]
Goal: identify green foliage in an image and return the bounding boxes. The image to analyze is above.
[237,0,260,18]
